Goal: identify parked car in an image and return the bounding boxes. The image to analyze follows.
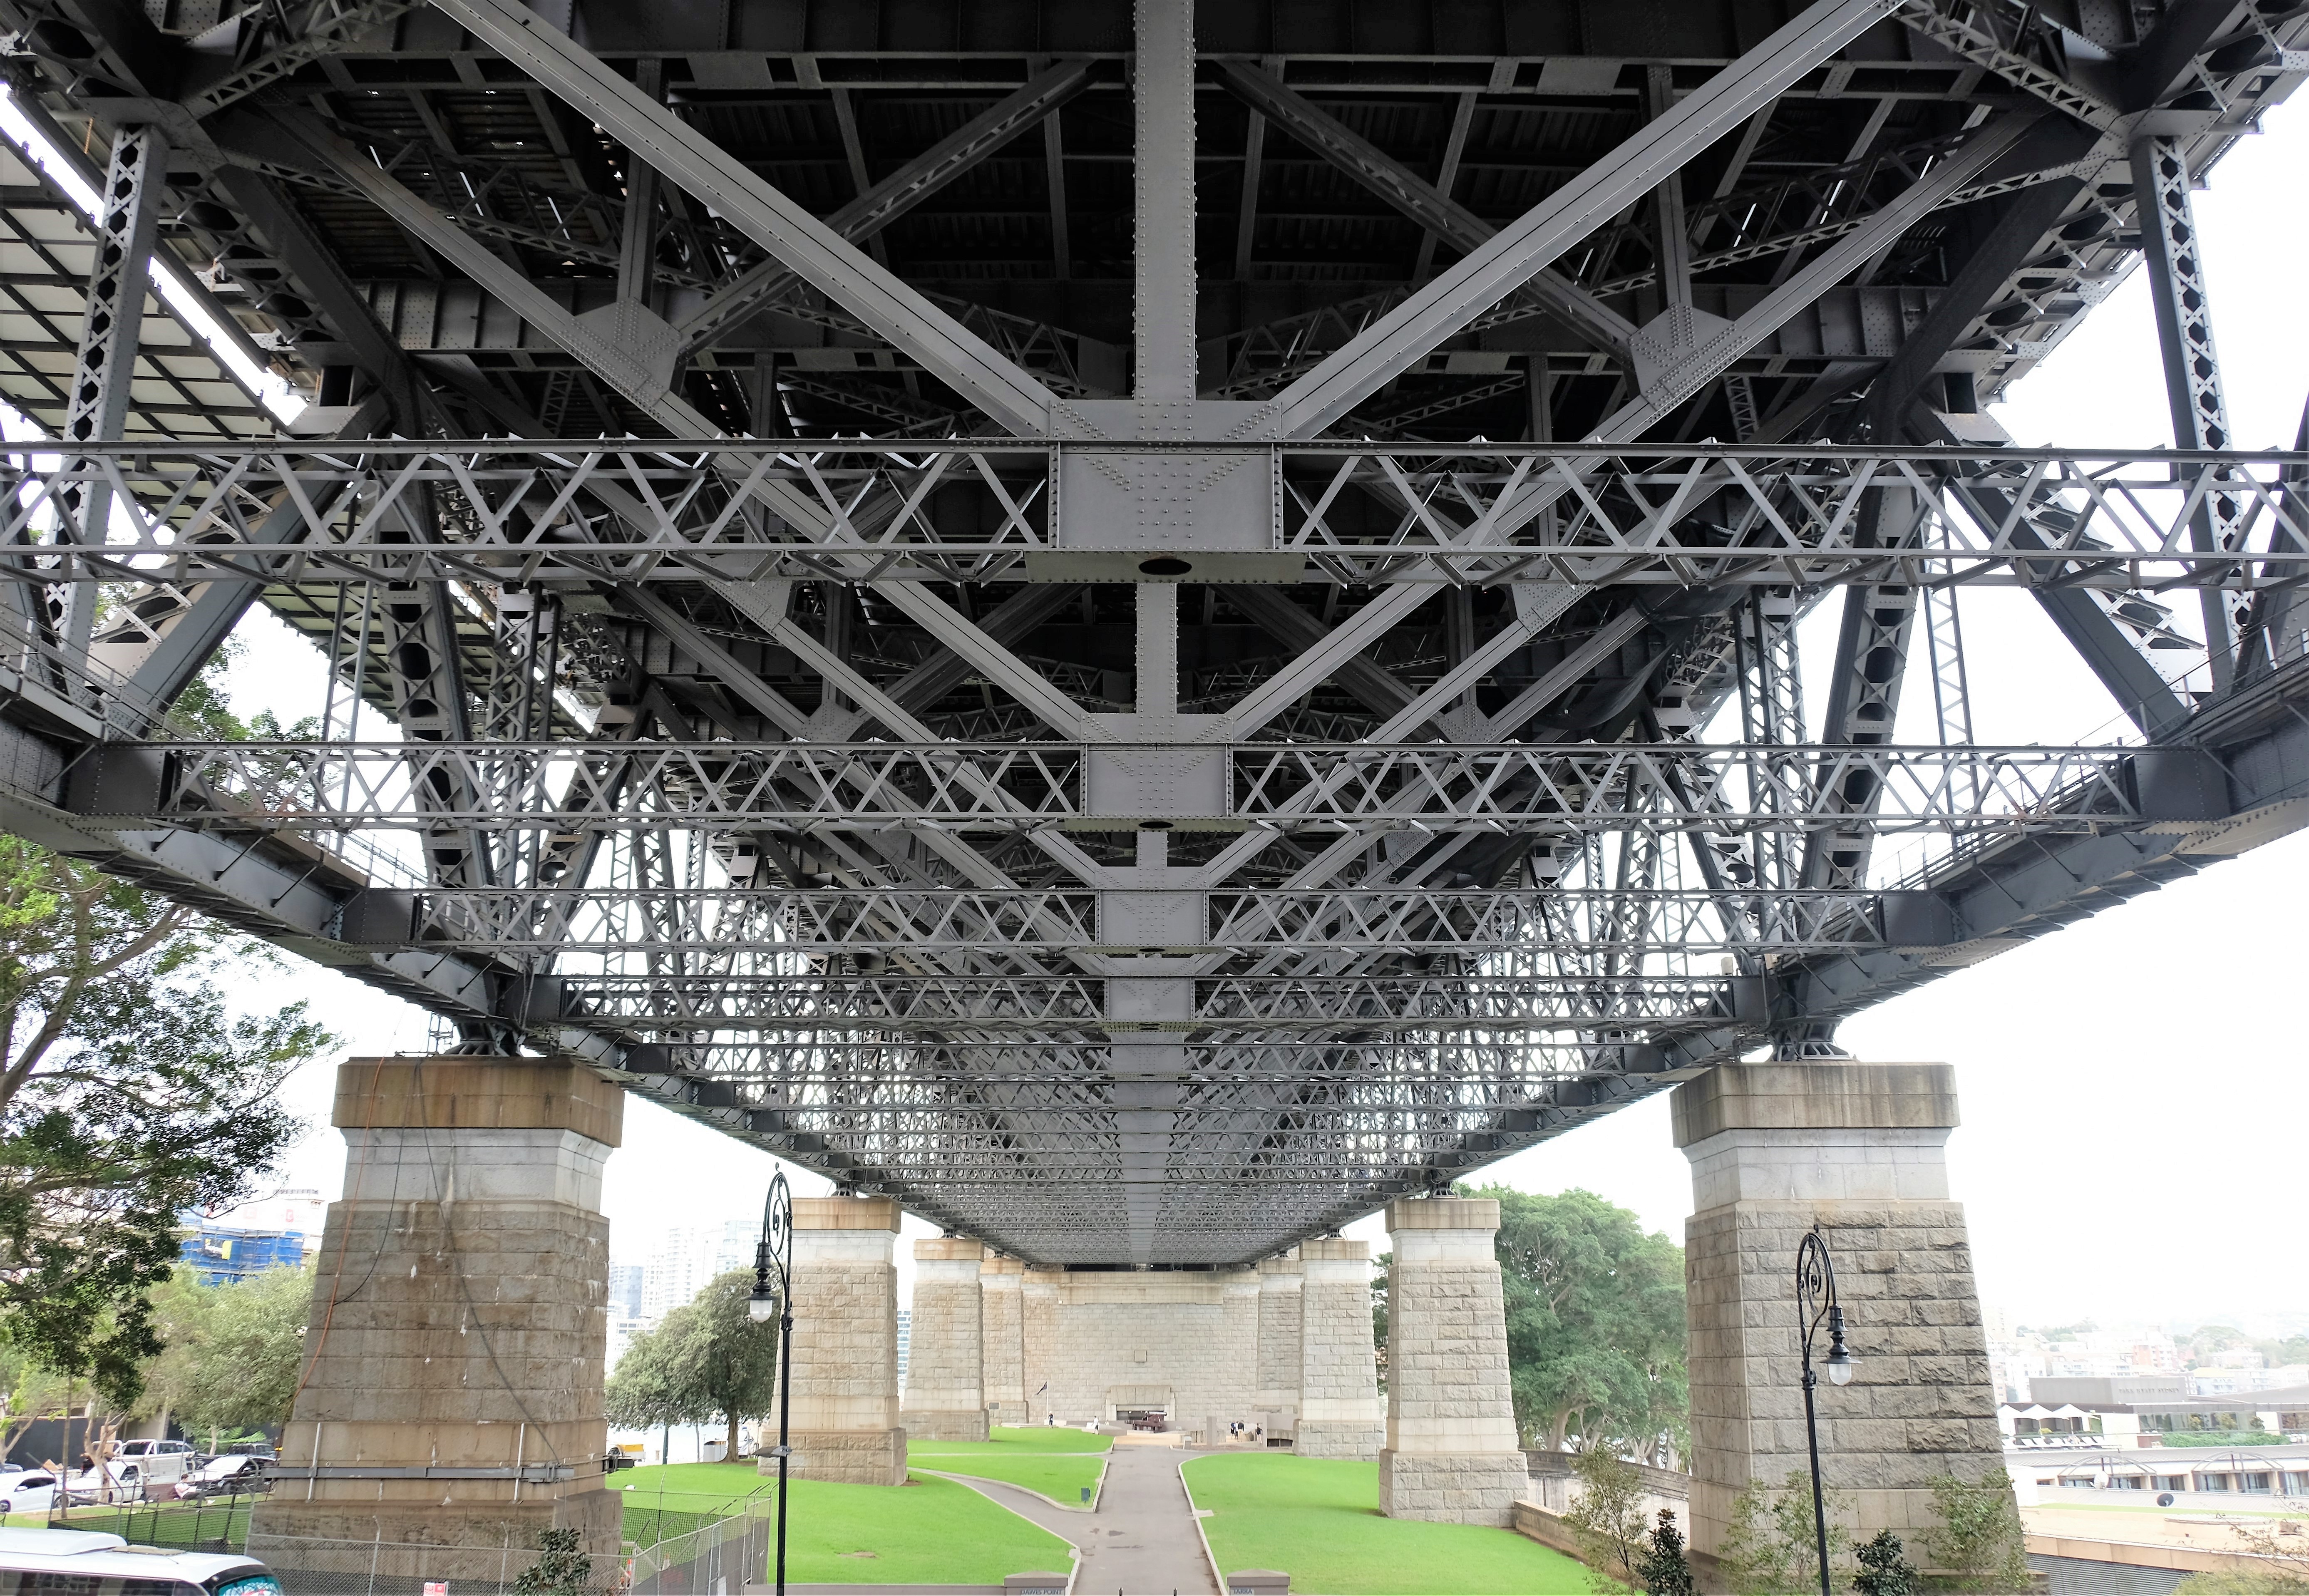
[111,1440,196,1497]
[0,1469,59,1516]
[64,1459,144,1506]
[181,1454,271,1499]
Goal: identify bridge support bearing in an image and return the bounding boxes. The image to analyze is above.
[1377,1198,1526,1525]
[1254,1251,1303,1442]
[1675,1062,2006,1562]
[1292,1239,1384,1459]
[902,1238,990,1442]
[248,1057,623,1582]
[982,1256,1027,1426]
[769,1196,907,1484]
[1021,1265,1064,1424]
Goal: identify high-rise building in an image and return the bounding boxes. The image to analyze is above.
[608,1263,646,1320]
[703,1216,756,1281]
[641,1231,706,1320]
[636,1219,766,1320]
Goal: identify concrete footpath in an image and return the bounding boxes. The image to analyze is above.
[940,1444,1221,1596]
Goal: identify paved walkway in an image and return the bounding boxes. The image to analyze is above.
[939,1447,1220,1596]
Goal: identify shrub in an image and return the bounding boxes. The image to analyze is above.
[512,1527,591,1596]
[1924,1472,2028,1594]
[1635,1507,1695,1596]
[1852,1529,1919,1596]
[1565,1448,1649,1591]
[1718,1471,1852,1596]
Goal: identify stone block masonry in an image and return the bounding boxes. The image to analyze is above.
[1043,1269,1259,1432]
[1254,1253,1303,1438]
[1378,1198,1526,1524]
[248,1057,624,1583]
[1021,1266,1063,1423]
[1294,1239,1384,1459]
[904,1238,989,1442]
[1675,1062,2009,1561]
[982,1256,1026,1425]
[770,1195,906,1484]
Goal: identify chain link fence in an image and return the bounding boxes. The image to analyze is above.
[241,1501,775,1595]
[46,1491,263,1554]
[42,1481,780,1594]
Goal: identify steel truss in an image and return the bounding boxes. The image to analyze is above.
[73,736,2187,837]
[1,0,2306,1261]
[7,440,2304,591]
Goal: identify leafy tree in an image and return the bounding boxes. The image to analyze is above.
[1719,1470,1853,1596]
[677,1270,782,1462]
[166,637,318,745]
[173,1265,312,1438]
[1924,1471,2028,1594]
[1472,1183,1686,1458]
[1852,1529,1919,1596]
[605,1317,695,1435]
[127,1266,215,1430]
[0,1344,71,1463]
[1371,1249,1390,1389]
[1565,1447,1649,1592]
[512,1526,592,1596]
[0,835,333,1406]
[2262,1335,2309,1368]
[1635,1508,1695,1596]
[607,1270,780,1463]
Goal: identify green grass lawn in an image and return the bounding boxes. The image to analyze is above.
[975,1425,1114,1454]
[909,1455,1105,1505]
[613,1462,1073,1585]
[906,1427,1111,1504]
[1,1501,253,1548]
[1183,1453,1597,1596]
[615,1462,780,1544]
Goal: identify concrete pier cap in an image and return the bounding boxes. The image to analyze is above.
[1673,1060,2006,1562]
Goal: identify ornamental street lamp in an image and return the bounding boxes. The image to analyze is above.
[750,1171,796,1596]
[1796,1225,1855,1596]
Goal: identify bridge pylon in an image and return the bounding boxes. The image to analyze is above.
[251,1057,624,1582]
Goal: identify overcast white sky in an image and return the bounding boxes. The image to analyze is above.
[213,97,2309,1334]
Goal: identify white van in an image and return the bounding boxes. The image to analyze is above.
[65,1440,200,1506]
[0,1527,279,1595]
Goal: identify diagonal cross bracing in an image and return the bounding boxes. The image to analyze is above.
[0,0,2305,1262]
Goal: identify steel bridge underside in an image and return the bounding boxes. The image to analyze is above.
[0,0,2306,1263]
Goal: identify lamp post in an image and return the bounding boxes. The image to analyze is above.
[748,1171,795,1596]
[1795,1225,1855,1596]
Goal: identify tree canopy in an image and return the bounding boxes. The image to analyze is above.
[606,1269,781,1462]
[0,834,334,1405]
[160,1265,313,1440]
[1471,1183,1688,1460]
